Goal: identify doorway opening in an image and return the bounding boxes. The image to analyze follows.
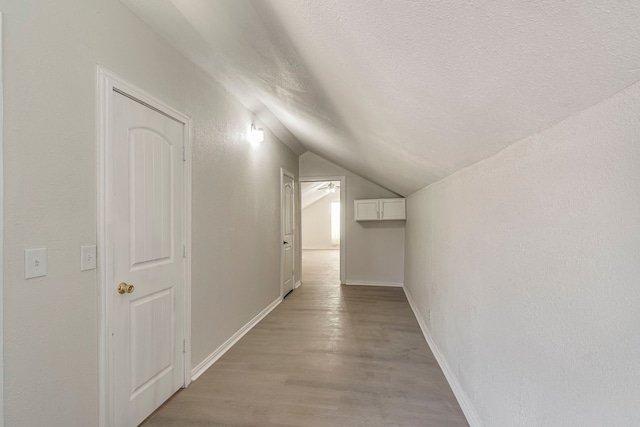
[300,177,346,286]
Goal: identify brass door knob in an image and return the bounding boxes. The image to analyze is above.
[117,282,135,294]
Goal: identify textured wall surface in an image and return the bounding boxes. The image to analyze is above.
[404,81,640,426]
[300,153,404,285]
[188,71,300,368]
[1,1,298,425]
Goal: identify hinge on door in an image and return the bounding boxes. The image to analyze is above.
[183,245,187,258]
[183,339,187,353]
[182,147,187,162]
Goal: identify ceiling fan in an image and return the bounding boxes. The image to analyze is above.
[317,182,340,193]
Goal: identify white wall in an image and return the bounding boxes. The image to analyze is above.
[300,152,405,285]
[404,81,640,426]
[189,84,299,368]
[302,192,339,249]
[1,1,298,425]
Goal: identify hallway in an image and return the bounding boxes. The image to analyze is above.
[142,250,467,426]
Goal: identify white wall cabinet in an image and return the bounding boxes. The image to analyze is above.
[354,198,406,221]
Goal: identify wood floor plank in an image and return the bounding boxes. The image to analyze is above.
[141,250,468,426]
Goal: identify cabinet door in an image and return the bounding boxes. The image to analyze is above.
[380,198,406,220]
[354,199,379,221]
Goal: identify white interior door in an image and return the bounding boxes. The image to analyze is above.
[281,171,295,296]
[112,91,186,426]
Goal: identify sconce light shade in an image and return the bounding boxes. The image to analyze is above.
[251,124,265,144]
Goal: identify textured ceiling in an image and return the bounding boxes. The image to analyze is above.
[123,0,640,196]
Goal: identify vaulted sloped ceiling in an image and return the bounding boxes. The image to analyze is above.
[123,0,640,196]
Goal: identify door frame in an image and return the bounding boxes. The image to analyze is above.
[299,176,346,284]
[0,13,4,427]
[280,168,296,298]
[97,67,192,427]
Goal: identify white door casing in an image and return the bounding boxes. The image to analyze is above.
[0,13,4,427]
[98,69,191,427]
[281,169,295,297]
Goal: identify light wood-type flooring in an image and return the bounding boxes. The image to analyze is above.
[142,250,468,426]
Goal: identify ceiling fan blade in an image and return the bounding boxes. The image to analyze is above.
[317,182,340,190]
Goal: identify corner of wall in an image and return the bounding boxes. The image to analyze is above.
[403,286,483,427]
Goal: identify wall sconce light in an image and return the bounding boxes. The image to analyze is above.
[250,124,264,144]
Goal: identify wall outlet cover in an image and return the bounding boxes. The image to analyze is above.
[25,248,48,279]
[81,245,97,271]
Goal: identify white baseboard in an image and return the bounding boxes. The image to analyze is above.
[345,280,403,287]
[294,280,302,289]
[190,297,282,381]
[403,287,483,427]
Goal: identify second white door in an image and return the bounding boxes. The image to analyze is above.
[281,170,295,296]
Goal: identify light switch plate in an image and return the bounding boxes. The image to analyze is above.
[81,245,97,271]
[25,248,47,279]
